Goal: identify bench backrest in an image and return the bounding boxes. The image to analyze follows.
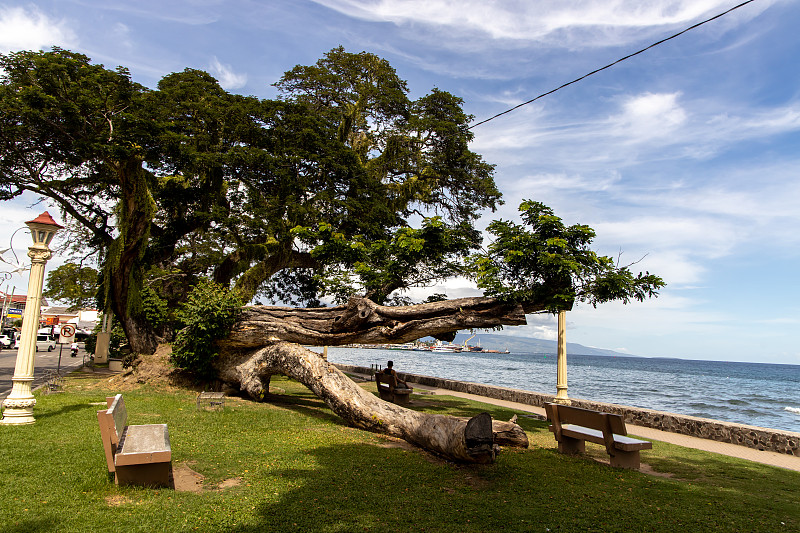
[545,402,629,456]
[97,394,127,472]
[375,371,398,391]
[545,403,627,435]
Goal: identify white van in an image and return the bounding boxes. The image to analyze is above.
[13,334,56,352]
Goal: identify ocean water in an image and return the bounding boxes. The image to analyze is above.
[319,346,800,433]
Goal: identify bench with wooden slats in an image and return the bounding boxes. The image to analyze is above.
[544,402,652,469]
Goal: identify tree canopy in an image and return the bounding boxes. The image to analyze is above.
[0,47,664,355]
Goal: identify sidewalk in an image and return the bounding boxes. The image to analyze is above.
[407,382,800,472]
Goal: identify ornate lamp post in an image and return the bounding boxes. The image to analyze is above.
[1,212,62,425]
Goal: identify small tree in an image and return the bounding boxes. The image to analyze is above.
[471,200,665,312]
[43,263,98,311]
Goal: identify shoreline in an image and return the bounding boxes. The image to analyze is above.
[335,363,800,459]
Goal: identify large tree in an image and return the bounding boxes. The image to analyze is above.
[2,48,664,463]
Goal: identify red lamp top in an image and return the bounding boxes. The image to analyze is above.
[26,211,63,229]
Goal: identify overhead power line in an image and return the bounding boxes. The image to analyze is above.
[469,0,758,129]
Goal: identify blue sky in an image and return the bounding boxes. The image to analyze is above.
[1,0,798,365]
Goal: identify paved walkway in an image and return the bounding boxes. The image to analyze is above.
[408,382,800,472]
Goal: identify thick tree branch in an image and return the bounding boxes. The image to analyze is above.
[223,296,533,349]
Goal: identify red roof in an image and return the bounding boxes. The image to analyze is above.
[0,293,49,306]
[26,211,63,229]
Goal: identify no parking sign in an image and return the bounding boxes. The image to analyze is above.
[59,324,76,344]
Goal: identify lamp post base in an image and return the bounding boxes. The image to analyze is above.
[1,396,37,425]
[553,387,571,405]
[2,376,37,424]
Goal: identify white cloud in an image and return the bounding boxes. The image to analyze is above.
[610,92,687,141]
[312,0,760,47]
[0,6,77,53]
[111,23,134,50]
[209,56,248,90]
[594,216,740,258]
[508,171,622,194]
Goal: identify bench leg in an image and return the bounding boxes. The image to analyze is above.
[115,462,173,488]
[558,437,585,455]
[610,450,641,470]
[378,390,393,402]
[394,393,411,405]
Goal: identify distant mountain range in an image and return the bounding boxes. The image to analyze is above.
[449,333,639,358]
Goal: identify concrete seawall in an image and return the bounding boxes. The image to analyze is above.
[335,363,800,456]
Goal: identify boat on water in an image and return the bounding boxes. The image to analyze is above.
[388,342,417,351]
[432,342,461,353]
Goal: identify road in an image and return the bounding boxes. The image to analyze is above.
[0,343,88,400]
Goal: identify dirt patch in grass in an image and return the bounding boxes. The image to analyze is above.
[639,463,676,478]
[218,477,243,489]
[173,462,244,493]
[173,462,205,493]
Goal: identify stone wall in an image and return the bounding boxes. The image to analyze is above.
[337,364,800,456]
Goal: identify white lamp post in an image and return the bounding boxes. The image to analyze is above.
[1,212,62,425]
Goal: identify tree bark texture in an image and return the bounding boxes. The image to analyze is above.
[215,341,528,464]
[227,296,538,348]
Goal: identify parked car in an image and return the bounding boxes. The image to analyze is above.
[0,335,11,348]
[37,334,56,351]
[12,334,56,351]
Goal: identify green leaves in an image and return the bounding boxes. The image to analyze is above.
[305,216,481,304]
[43,263,99,311]
[471,201,665,312]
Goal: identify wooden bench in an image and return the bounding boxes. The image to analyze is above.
[97,394,172,487]
[375,372,413,405]
[544,402,652,469]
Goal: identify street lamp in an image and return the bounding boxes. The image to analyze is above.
[1,212,62,425]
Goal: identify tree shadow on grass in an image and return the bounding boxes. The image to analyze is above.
[224,436,800,533]
[5,518,58,533]
[264,393,349,427]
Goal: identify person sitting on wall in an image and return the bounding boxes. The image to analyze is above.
[383,360,412,390]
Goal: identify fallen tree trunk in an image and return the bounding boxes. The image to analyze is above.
[215,340,528,464]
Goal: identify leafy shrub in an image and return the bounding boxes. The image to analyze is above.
[171,279,243,379]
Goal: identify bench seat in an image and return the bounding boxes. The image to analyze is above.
[558,424,652,453]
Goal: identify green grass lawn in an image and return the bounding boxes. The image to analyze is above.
[1,374,798,532]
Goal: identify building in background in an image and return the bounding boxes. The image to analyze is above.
[1,292,50,329]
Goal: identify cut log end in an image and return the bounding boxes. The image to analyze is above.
[464,413,497,464]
